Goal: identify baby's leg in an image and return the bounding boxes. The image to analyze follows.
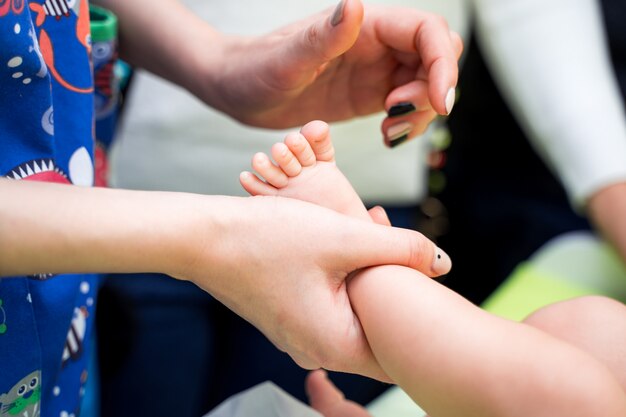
[241,123,626,416]
[349,266,626,417]
[524,295,626,392]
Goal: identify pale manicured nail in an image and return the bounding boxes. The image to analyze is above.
[445,87,456,115]
[331,0,345,26]
[385,121,413,147]
[432,246,452,275]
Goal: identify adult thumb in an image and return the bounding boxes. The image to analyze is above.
[282,0,363,74]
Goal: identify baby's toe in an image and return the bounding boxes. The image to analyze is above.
[251,152,289,188]
[300,121,335,162]
[239,171,278,196]
[271,142,302,177]
[285,132,316,167]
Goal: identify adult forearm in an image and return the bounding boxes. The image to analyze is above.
[0,179,204,277]
[472,0,626,207]
[92,0,224,97]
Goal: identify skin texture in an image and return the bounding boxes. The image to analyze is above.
[93,0,462,142]
[307,370,372,417]
[243,120,626,416]
[2,0,463,386]
[0,178,449,380]
[524,296,626,392]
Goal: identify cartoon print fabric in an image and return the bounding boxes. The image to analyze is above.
[0,1,99,416]
[90,4,119,186]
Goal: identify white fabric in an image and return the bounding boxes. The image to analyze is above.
[109,0,470,204]
[473,0,626,208]
[204,382,322,417]
[529,231,626,298]
[367,386,426,417]
[203,381,429,417]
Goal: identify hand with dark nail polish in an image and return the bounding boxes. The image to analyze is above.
[388,102,416,118]
[179,0,462,133]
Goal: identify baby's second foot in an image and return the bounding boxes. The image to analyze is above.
[240,120,370,220]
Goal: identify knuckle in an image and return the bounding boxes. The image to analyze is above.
[304,24,332,62]
[404,231,429,270]
[439,15,450,29]
[431,14,449,30]
[305,24,321,50]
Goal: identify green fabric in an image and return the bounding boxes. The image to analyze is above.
[90,5,117,42]
[481,262,604,322]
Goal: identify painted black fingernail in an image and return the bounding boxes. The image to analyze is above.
[389,134,410,148]
[331,0,345,26]
[387,102,416,118]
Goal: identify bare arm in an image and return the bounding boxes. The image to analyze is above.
[0,178,447,380]
[348,265,626,416]
[92,0,221,100]
[472,0,626,266]
[0,179,199,276]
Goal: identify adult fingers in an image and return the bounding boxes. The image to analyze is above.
[337,218,451,278]
[450,30,464,60]
[294,326,390,383]
[307,370,375,417]
[291,303,390,382]
[306,370,345,413]
[372,8,459,115]
[414,17,459,115]
[386,79,431,112]
[368,206,391,226]
[382,79,437,146]
[278,0,364,80]
[381,108,437,147]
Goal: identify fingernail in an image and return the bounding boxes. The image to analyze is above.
[389,135,410,148]
[385,121,413,147]
[387,102,416,118]
[432,246,452,276]
[445,87,456,115]
[331,0,345,26]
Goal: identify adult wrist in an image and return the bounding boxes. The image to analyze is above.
[190,33,253,117]
[161,195,246,290]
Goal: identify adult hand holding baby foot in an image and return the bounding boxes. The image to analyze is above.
[213,120,451,381]
[171,191,449,382]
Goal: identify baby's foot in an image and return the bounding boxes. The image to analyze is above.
[240,120,370,221]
